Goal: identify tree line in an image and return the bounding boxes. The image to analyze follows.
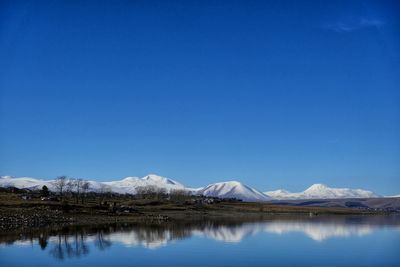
[52,176,96,203]
[49,176,192,204]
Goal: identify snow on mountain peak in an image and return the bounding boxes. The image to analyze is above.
[264,184,380,200]
[275,189,290,194]
[196,181,271,202]
[305,183,328,191]
[142,174,180,185]
[209,181,243,187]
[122,177,139,182]
[0,174,383,201]
[143,174,162,181]
[102,174,185,194]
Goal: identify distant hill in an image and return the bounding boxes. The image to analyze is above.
[1,175,395,203]
[264,184,379,200]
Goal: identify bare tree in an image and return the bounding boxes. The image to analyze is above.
[169,189,190,203]
[135,186,148,199]
[155,187,167,200]
[53,176,67,199]
[99,184,111,194]
[66,178,75,193]
[70,178,85,203]
[135,185,167,200]
[81,180,90,204]
[99,184,112,204]
[136,185,157,199]
[66,178,76,200]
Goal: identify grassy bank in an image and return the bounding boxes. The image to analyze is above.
[0,190,389,232]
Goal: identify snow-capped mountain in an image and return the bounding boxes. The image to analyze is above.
[195,181,271,202]
[264,183,380,200]
[103,174,185,194]
[0,174,185,195]
[0,176,56,191]
[0,175,385,201]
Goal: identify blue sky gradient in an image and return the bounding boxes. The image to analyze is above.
[0,0,399,194]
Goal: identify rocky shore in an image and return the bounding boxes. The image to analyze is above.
[0,205,173,232]
[0,206,75,231]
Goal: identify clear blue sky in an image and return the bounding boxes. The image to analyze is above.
[0,0,399,194]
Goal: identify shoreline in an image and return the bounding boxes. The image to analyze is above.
[0,200,394,232]
[1,189,397,232]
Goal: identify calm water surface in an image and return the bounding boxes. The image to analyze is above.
[1,215,399,267]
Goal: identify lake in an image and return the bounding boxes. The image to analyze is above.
[1,215,399,267]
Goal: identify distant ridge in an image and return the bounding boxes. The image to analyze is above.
[0,175,389,202]
[0,174,184,195]
[264,183,380,200]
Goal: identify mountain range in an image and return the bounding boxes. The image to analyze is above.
[264,183,379,200]
[0,174,394,202]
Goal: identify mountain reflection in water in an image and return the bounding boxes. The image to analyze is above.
[1,215,399,261]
